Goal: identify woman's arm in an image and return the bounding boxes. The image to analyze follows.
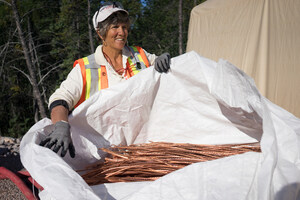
[51,105,69,124]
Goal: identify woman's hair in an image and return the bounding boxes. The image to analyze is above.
[97,11,130,39]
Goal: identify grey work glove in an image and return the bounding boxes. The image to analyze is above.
[39,121,75,158]
[154,53,171,73]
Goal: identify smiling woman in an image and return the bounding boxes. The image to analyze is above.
[38,2,172,159]
[96,11,130,73]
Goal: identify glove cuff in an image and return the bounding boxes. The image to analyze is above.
[55,120,70,129]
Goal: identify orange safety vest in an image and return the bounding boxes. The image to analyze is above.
[73,46,150,108]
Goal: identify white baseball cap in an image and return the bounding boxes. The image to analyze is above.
[93,2,128,30]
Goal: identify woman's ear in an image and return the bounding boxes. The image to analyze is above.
[96,30,104,40]
[96,31,107,46]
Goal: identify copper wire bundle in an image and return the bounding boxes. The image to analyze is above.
[81,142,261,185]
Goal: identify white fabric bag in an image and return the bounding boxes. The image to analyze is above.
[20,51,300,200]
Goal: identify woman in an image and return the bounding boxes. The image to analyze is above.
[39,2,171,158]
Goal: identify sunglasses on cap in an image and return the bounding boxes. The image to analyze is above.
[94,1,125,29]
[100,1,124,11]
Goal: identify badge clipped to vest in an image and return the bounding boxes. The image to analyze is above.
[136,62,141,69]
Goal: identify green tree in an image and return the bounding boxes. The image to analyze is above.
[129,0,198,57]
[0,0,61,136]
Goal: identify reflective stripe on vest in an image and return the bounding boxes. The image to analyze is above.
[73,46,149,108]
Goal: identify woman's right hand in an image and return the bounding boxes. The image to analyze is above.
[39,121,75,158]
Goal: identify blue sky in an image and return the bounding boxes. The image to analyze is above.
[141,0,147,7]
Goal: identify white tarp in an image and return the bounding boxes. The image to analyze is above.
[20,52,300,200]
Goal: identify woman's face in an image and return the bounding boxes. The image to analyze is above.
[104,23,128,51]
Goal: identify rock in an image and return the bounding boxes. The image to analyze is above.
[0,136,24,172]
[15,138,21,144]
[0,137,15,144]
[12,152,19,156]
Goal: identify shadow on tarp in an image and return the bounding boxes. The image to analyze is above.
[91,184,116,200]
[275,182,300,200]
[218,101,263,142]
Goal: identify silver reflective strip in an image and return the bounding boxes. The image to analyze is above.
[85,54,99,69]
[85,54,100,97]
[89,68,99,96]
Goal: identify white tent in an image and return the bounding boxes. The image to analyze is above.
[187,0,300,118]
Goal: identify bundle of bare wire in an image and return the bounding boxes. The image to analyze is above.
[80,142,261,186]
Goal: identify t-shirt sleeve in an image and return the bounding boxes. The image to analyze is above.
[48,64,83,110]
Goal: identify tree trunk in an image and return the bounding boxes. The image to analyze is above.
[88,0,95,53]
[34,99,39,123]
[178,0,183,55]
[27,17,48,107]
[11,0,47,119]
[194,0,197,7]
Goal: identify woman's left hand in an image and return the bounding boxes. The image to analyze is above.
[155,53,171,73]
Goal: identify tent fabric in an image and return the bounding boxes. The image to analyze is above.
[186,0,300,118]
[20,52,300,200]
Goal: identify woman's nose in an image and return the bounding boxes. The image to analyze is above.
[117,27,126,36]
